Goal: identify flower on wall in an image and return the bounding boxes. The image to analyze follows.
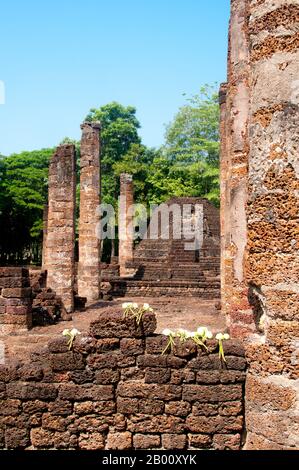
[62,328,81,350]
[122,302,154,326]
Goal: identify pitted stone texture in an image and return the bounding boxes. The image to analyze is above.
[119,174,134,277]
[1,309,245,450]
[221,0,299,450]
[45,144,76,313]
[0,268,32,334]
[78,122,101,303]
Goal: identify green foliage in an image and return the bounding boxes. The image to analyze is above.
[0,84,220,263]
[164,84,220,165]
[86,102,141,206]
[159,84,220,205]
[0,149,52,263]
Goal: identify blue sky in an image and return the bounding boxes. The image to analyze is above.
[0,0,230,156]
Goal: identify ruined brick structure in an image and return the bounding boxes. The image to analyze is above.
[41,205,48,270]
[106,197,221,299]
[119,174,134,277]
[0,268,32,334]
[0,311,246,450]
[221,0,299,449]
[78,122,101,303]
[44,145,76,313]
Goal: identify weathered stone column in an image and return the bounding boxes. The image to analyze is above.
[119,173,134,277]
[244,0,299,450]
[220,0,254,337]
[78,122,101,302]
[46,144,76,313]
[41,204,48,269]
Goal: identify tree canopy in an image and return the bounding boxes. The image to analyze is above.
[0,84,220,263]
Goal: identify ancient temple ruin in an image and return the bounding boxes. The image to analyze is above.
[105,197,220,299]
[0,0,298,451]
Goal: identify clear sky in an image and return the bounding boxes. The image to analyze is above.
[0,0,230,156]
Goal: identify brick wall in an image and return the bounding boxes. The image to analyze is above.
[0,311,246,450]
[0,268,32,334]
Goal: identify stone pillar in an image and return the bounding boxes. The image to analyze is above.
[46,144,76,313]
[220,0,255,337]
[78,122,101,302]
[42,204,48,269]
[119,173,134,277]
[0,267,32,334]
[244,0,299,450]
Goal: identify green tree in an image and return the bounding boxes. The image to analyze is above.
[0,149,52,264]
[161,84,220,205]
[86,102,141,206]
[113,143,158,205]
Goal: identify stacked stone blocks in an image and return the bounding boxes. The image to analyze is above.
[0,310,245,450]
[0,268,32,334]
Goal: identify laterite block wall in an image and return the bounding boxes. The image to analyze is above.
[0,312,246,450]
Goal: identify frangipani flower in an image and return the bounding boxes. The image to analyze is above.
[216,332,230,362]
[162,329,174,337]
[70,328,81,336]
[216,333,230,341]
[62,328,81,350]
[123,301,154,325]
[197,327,213,340]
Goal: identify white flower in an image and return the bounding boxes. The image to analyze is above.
[133,303,138,309]
[162,329,173,337]
[70,328,81,337]
[216,333,224,341]
[197,327,208,337]
[143,303,150,310]
[223,333,230,340]
[62,329,70,336]
[206,330,213,340]
[186,331,196,338]
[177,328,187,336]
[122,302,129,309]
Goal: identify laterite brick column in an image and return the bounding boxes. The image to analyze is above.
[119,173,134,277]
[46,144,76,313]
[78,122,101,302]
[41,204,48,269]
[244,0,299,450]
[0,268,32,334]
[220,0,255,338]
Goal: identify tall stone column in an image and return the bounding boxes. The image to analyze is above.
[119,173,134,277]
[42,204,48,269]
[220,0,254,337]
[78,122,101,302]
[244,0,299,450]
[46,144,76,313]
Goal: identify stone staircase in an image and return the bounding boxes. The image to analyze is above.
[102,198,220,299]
